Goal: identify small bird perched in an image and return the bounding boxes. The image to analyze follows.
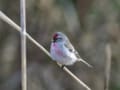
[50,32,92,68]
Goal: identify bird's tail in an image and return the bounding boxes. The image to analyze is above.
[78,58,93,68]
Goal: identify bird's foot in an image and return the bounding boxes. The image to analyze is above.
[61,65,65,69]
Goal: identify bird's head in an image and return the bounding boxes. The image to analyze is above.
[52,32,67,43]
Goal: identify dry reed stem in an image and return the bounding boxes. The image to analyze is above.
[20,0,27,90]
[104,44,112,90]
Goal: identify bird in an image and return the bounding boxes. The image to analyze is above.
[50,32,92,68]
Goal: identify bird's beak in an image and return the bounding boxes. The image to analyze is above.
[51,39,54,42]
[51,39,56,43]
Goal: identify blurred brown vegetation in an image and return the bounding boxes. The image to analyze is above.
[0,0,120,90]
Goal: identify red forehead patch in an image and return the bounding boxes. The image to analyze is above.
[53,33,58,39]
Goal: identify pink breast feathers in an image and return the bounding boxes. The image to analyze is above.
[53,43,65,57]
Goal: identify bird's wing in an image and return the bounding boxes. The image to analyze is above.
[64,40,81,57]
[64,40,93,68]
[64,40,75,53]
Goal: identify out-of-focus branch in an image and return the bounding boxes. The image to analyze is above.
[0,11,91,90]
[104,44,112,90]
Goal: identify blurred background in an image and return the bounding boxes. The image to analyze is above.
[0,0,120,90]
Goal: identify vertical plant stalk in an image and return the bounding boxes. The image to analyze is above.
[104,44,112,90]
[20,0,27,90]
